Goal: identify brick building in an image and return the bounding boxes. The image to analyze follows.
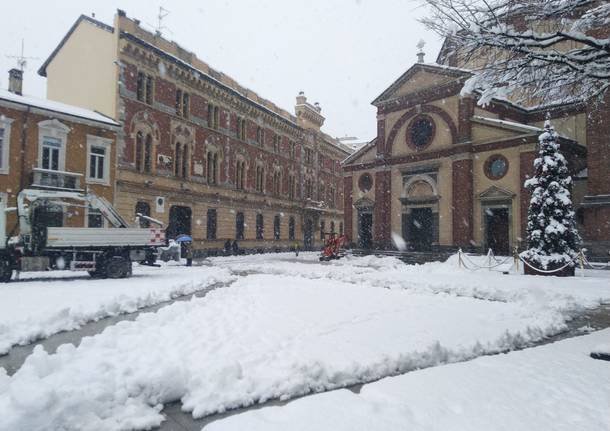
[0,69,119,245]
[38,12,351,254]
[343,54,608,256]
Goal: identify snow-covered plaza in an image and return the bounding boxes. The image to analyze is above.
[0,253,609,431]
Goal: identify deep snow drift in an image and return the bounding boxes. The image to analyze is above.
[206,329,610,431]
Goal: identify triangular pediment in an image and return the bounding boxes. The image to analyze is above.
[372,63,471,106]
[343,139,377,166]
[479,185,515,200]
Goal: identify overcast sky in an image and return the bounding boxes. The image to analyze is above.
[1,0,441,141]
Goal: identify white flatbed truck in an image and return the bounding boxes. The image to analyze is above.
[0,188,165,282]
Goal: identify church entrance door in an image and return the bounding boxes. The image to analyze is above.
[485,207,510,255]
[358,211,373,249]
[408,207,433,251]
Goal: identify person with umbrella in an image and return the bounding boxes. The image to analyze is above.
[175,235,193,266]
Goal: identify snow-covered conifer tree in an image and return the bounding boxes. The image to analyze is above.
[522,121,581,270]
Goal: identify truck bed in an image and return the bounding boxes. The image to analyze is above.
[46,227,165,248]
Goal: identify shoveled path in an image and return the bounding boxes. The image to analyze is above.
[0,278,232,376]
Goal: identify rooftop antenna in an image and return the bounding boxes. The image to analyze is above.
[156,6,170,37]
[6,39,39,72]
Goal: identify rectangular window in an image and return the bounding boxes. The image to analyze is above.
[320,220,325,240]
[89,146,106,180]
[87,208,104,228]
[42,137,61,171]
[146,76,153,105]
[176,89,183,116]
[207,209,217,240]
[137,72,145,102]
[87,136,111,183]
[182,93,189,118]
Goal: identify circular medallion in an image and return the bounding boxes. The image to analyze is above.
[407,115,435,150]
[358,173,373,192]
[485,154,509,180]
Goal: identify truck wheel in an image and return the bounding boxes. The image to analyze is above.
[0,260,12,283]
[106,257,130,279]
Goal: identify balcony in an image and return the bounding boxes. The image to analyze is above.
[31,168,83,191]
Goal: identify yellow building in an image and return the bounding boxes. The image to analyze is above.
[343,58,593,254]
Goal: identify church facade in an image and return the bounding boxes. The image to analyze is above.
[343,59,609,256]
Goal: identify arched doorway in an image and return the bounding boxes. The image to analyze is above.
[303,218,314,250]
[400,175,439,251]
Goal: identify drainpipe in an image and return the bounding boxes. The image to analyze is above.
[19,106,31,192]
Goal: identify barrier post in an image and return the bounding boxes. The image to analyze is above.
[458,248,463,268]
[513,247,519,273]
[487,248,492,270]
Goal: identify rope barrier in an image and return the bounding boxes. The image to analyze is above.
[517,254,579,274]
[457,249,515,271]
[456,248,604,275]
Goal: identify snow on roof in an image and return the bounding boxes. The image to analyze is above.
[472,116,542,133]
[0,90,120,127]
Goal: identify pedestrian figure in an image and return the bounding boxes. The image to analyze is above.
[224,239,232,256]
[294,242,300,257]
[232,239,239,255]
[184,241,193,267]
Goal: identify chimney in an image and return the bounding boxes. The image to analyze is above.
[8,68,23,95]
[296,91,306,105]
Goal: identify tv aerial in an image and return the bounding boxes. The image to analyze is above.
[6,39,39,71]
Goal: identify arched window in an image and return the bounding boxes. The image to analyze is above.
[181,145,189,178]
[174,142,182,177]
[256,213,264,239]
[256,166,265,193]
[256,127,264,145]
[288,174,295,199]
[272,171,281,196]
[236,160,246,190]
[330,221,335,234]
[288,216,295,240]
[274,214,281,240]
[236,212,245,240]
[135,131,143,172]
[136,131,153,173]
[144,134,153,173]
[207,151,218,185]
[237,117,246,141]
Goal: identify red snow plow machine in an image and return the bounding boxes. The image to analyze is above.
[319,234,348,261]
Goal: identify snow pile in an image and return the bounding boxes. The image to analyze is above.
[206,329,610,431]
[0,274,568,430]
[215,254,610,314]
[0,265,235,354]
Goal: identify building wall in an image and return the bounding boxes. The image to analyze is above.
[46,19,117,119]
[0,102,117,233]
